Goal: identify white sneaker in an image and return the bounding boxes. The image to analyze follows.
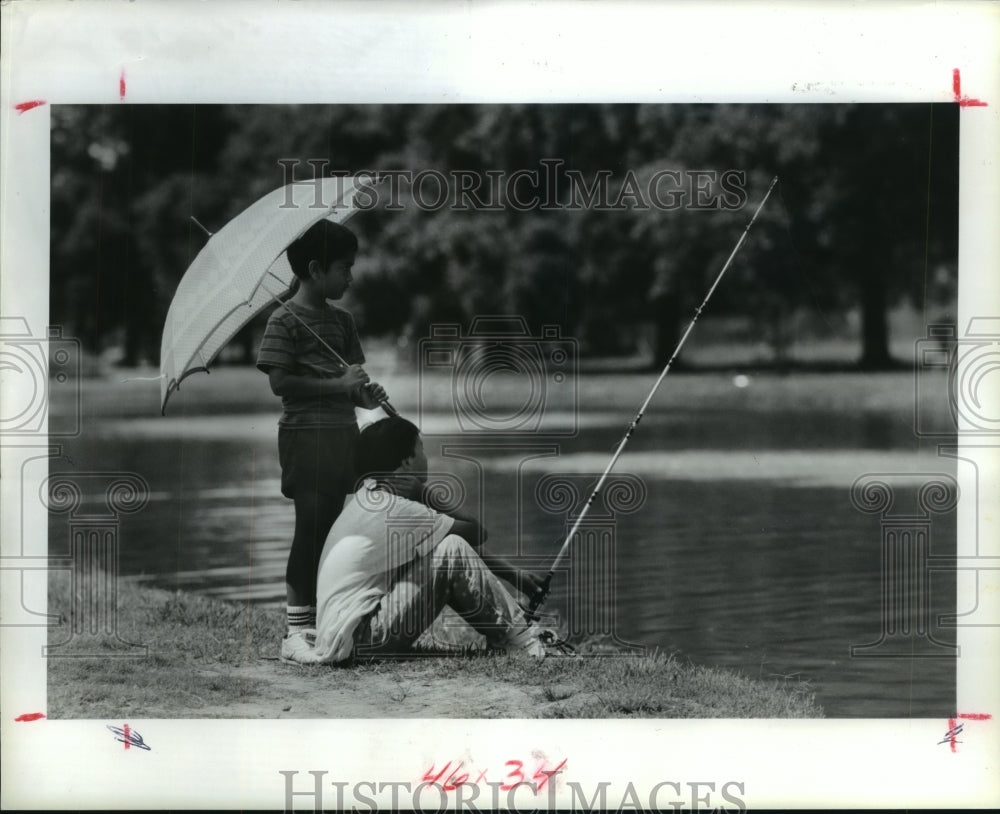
[281,630,319,665]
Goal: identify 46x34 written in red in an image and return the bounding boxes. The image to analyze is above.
[421,758,567,793]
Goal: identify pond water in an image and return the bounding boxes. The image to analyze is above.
[46,406,957,718]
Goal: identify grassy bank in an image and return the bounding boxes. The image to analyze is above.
[47,571,822,719]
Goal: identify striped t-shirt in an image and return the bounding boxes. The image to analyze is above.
[256,301,365,428]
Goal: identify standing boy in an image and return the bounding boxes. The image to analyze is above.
[257,220,388,664]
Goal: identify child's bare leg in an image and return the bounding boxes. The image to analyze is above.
[286,491,339,626]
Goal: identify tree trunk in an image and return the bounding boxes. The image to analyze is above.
[857,264,894,370]
[651,292,686,370]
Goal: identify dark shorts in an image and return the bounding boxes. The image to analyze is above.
[278,425,360,500]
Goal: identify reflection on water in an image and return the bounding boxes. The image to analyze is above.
[48,411,957,718]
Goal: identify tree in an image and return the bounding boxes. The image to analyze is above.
[50,103,957,370]
[624,103,958,368]
[52,104,232,364]
[797,104,958,368]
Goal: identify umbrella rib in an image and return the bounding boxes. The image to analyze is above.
[177,299,255,380]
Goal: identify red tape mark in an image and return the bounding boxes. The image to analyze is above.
[123,722,131,750]
[15,712,46,722]
[953,69,987,107]
[119,68,127,101]
[14,100,47,114]
[948,712,993,752]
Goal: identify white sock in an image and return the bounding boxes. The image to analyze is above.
[287,604,312,633]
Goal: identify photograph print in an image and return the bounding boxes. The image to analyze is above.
[43,101,962,721]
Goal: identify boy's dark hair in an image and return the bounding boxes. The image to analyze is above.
[286,220,358,280]
[355,417,421,485]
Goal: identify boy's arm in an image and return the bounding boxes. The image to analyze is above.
[267,366,369,398]
[419,488,544,599]
[341,314,390,409]
[477,550,546,601]
[259,310,370,399]
[447,516,486,548]
[421,486,486,546]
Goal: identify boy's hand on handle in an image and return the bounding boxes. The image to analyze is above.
[341,364,370,392]
[521,571,548,604]
[337,364,395,415]
[516,572,549,622]
[356,381,389,410]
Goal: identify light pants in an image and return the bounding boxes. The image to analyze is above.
[356,535,531,657]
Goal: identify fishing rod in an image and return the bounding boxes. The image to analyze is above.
[527,175,779,617]
[190,216,399,418]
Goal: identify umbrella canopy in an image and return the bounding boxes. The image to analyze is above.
[159,176,368,414]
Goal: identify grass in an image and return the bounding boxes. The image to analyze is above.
[425,647,821,718]
[47,570,284,717]
[47,570,823,719]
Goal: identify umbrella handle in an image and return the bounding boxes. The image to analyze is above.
[358,382,398,418]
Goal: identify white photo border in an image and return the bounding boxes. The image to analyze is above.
[1,0,998,809]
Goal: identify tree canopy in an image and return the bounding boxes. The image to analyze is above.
[50,102,958,368]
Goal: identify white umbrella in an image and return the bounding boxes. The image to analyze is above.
[159,176,377,414]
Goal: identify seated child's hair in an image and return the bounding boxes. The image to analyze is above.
[355,417,421,485]
[287,220,358,280]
